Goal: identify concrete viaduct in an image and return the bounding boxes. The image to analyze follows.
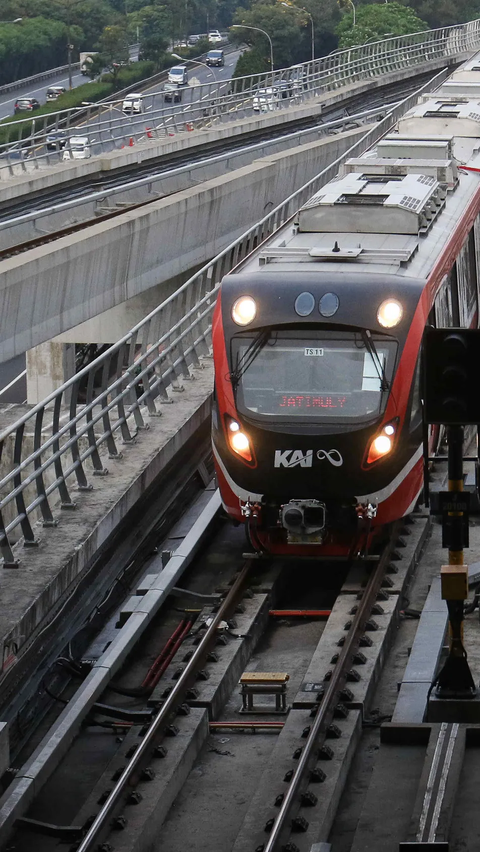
[0,52,468,401]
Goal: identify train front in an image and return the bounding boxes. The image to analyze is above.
[212,268,424,558]
[210,158,443,557]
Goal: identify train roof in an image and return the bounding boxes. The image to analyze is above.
[232,52,480,285]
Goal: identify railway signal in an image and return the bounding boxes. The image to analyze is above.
[422,327,480,699]
[423,327,480,425]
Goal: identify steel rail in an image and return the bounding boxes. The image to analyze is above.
[74,558,253,852]
[0,103,396,259]
[262,521,404,851]
[0,102,397,234]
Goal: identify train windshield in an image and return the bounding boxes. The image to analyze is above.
[232,329,397,422]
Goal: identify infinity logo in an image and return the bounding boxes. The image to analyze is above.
[316,449,343,467]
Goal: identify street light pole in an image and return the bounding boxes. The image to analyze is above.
[231,24,274,82]
[67,39,74,89]
[280,3,314,62]
[171,53,218,82]
[348,0,356,27]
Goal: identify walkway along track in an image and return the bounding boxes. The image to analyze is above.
[0,503,430,852]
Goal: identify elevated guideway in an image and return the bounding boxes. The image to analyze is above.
[1,24,480,734]
[0,67,454,693]
[0,21,478,376]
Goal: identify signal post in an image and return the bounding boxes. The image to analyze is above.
[423,328,479,707]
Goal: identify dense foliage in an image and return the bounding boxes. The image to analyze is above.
[336,2,428,48]
[0,0,480,86]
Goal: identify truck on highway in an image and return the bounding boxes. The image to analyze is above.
[80,52,98,75]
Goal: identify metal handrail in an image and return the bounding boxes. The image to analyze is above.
[0,18,478,174]
[0,65,451,566]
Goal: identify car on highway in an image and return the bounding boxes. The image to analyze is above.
[46,86,66,101]
[208,31,222,43]
[122,93,144,114]
[46,129,68,150]
[252,87,279,112]
[62,135,93,160]
[14,97,40,114]
[0,143,30,160]
[164,83,183,103]
[187,34,201,45]
[206,49,224,67]
[168,65,188,85]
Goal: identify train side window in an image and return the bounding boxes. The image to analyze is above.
[456,232,478,327]
[409,354,422,430]
[474,216,480,320]
[434,274,457,327]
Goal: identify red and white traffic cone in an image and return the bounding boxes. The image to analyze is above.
[128,137,135,147]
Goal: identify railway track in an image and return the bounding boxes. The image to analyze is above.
[0,488,430,852]
[0,71,441,260]
[0,70,438,219]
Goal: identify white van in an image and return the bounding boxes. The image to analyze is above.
[252,88,278,112]
[208,31,222,43]
[167,65,188,85]
[62,136,92,160]
[122,93,144,114]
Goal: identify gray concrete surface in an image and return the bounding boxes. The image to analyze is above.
[0,56,462,203]
[0,124,371,363]
[327,462,480,851]
[0,364,213,683]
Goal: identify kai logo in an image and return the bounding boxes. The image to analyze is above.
[274,450,313,468]
[317,449,343,467]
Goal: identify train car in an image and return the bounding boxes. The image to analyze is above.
[212,57,480,559]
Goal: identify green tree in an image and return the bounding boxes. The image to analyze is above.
[217,0,249,29]
[95,23,129,81]
[233,45,270,77]
[84,51,105,77]
[0,0,119,49]
[231,2,306,70]
[278,0,340,60]
[396,0,480,28]
[0,16,71,83]
[336,1,428,48]
[136,7,169,65]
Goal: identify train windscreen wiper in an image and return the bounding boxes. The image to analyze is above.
[361,329,390,392]
[230,329,272,390]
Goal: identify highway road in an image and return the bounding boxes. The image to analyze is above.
[0,69,87,121]
[0,47,235,126]
[45,49,241,159]
[0,46,141,121]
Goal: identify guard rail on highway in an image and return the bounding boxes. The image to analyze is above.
[0,65,450,566]
[0,63,81,97]
[0,18,479,176]
[0,44,141,97]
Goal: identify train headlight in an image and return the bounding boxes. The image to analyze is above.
[232,296,256,326]
[366,420,398,464]
[226,417,253,462]
[377,299,403,329]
